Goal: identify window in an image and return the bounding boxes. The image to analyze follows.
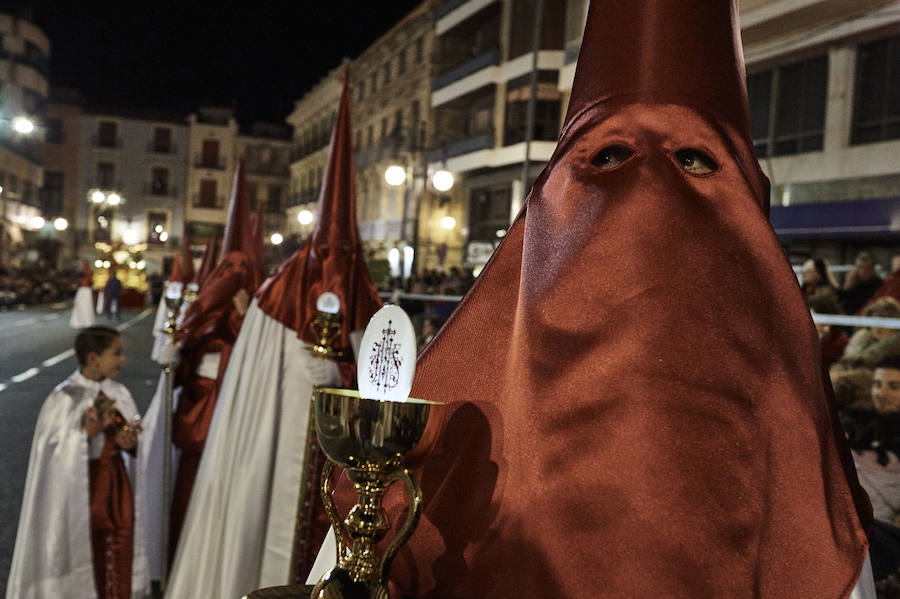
[46,118,63,144]
[151,167,169,195]
[381,117,389,145]
[268,185,282,212]
[197,179,218,208]
[355,129,362,150]
[367,125,373,149]
[201,139,220,167]
[371,72,377,95]
[415,37,424,62]
[411,100,421,147]
[152,127,172,153]
[852,34,900,144]
[394,108,403,137]
[383,62,391,85]
[398,48,407,74]
[748,54,828,157]
[97,121,118,147]
[96,162,115,188]
[41,171,63,215]
[358,78,365,100]
[504,99,561,145]
[147,211,167,244]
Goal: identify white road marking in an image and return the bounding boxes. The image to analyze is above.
[0,383,6,392]
[11,368,40,383]
[6,318,37,328]
[116,308,154,332]
[42,349,75,368]
[40,314,60,321]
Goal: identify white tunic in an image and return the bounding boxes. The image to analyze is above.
[164,299,339,599]
[6,370,149,599]
[70,286,95,329]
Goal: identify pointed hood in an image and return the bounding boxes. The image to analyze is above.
[80,260,92,287]
[180,237,195,285]
[193,236,219,288]
[167,254,182,284]
[220,157,255,261]
[387,1,870,597]
[256,68,381,362]
[250,198,266,278]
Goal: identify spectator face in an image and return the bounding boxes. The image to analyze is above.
[873,366,900,413]
[856,256,875,280]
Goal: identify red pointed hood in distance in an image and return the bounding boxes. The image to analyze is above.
[389,1,871,597]
[167,254,182,284]
[80,260,92,287]
[256,69,381,364]
[193,237,219,288]
[180,237,195,285]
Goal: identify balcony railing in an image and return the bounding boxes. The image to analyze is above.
[191,194,226,209]
[193,154,226,169]
[147,141,178,155]
[92,135,122,149]
[142,183,178,197]
[288,190,318,207]
[433,49,500,91]
[436,0,470,19]
[428,128,495,160]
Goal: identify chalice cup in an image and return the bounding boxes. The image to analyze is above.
[311,388,442,599]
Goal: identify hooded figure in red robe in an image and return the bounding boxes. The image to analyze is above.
[193,236,219,289]
[167,157,261,560]
[339,1,872,597]
[164,70,382,599]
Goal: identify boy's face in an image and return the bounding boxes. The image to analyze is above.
[92,336,125,379]
[872,367,900,413]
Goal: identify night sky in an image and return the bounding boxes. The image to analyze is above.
[1,0,423,125]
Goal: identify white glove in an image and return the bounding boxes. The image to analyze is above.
[307,357,341,387]
[157,341,181,366]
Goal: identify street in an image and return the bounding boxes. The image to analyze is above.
[0,305,159,595]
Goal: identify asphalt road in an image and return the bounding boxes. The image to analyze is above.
[0,305,159,596]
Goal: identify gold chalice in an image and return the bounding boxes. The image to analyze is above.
[310,388,442,599]
[308,310,344,360]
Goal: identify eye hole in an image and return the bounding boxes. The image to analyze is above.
[591,145,635,170]
[674,148,719,176]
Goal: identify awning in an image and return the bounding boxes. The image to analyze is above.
[770,197,900,239]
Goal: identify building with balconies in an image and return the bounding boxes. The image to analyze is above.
[77,107,189,275]
[0,12,49,267]
[430,0,566,272]
[286,65,342,242]
[44,88,84,265]
[186,106,239,241]
[559,0,900,267]
[236,122,292,252]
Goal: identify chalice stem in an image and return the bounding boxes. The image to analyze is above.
[380,468,421,583]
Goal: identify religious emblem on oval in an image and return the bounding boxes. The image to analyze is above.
[358,305,417,402]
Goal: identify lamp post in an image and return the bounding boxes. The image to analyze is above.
[0,115,37,266]
[383,124,455,278]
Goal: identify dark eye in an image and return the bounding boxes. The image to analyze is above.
[674,148,718,176]
[591,145,635,170]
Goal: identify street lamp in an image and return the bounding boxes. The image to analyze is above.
[441,216,456,231]
[12,117,35,135]
[91,190,106,204]
[107,193,122,206]
[29,216,45,230]
[297,209,314,225]
[432,170,454,192]
[53,217,68,231]
[270,232,284,245]
[384,165,407,186]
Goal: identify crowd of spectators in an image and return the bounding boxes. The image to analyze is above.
[0,266,84,309]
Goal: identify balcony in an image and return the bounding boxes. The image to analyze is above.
[92,135,122,149]
[429,128,495,161]
[433,49,501,91]
[193,154,226,170]
[147,141,178,155]
[436,0,468,18]
[142,183,178,197]
[191,194,226,209]
[288,190,318,207]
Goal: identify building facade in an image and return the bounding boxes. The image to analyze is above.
[429,0,566,273]
[0,12,49,267]
[186,106,238,242]
[236,122,292,254]
[77,108,189,276]
[44,89,84,264]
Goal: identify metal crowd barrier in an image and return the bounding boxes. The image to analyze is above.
[378,291,464,303]
[811,314,900,330]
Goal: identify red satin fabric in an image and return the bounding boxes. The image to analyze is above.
[377,1,871,597]
[256,71,382,580]
[251,200,266,277]
[180,239,195,285]
[220,158,256,274]
[194,237,219,288]
[167,255,182,284]
[89,430,134,599]
[80,261,92,287]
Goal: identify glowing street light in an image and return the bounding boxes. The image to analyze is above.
[94,260,103,268]
[155,224,163,233]
[123,229,139,245]
[91,190,106,204]
[107,193,121,206]
[441,216,456,230]
[53,217,68,231]
[159,231,169,242]
[432,170,454,192]
[384,165,407,186]
[270,232,284,245]
[297,209,314,225]
[12,117,35,134]
[102,260,111,268]
[29,216,45,229]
